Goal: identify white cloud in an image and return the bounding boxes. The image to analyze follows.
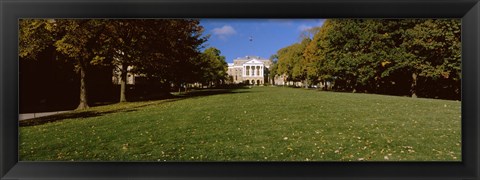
[316,19,326,27]
[298,24,313,31]
[211,25,237,40]
[297,19,326,32]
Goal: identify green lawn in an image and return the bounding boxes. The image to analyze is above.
[19,86,461,161]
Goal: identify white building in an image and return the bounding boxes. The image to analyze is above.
[227,56,273,85]
[112,65,146,85]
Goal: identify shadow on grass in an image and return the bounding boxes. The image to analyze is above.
[20,87,252,127]
[175,88,250,99]
[19,109,138,127]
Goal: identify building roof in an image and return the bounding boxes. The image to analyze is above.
[235,55,268,61]
[244,59,264,65]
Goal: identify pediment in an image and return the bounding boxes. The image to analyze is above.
[245,59,263,64]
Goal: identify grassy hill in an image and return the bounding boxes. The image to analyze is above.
[19,86,461,161]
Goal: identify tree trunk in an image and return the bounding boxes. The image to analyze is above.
[411,72,418,98]
[119,64,128,102]
[76,64,89,110]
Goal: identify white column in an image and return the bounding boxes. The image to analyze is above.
[260,66,263,77]
[243,66,246,76]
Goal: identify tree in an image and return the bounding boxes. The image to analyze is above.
[304,20,337,90]
[198,47,228,87]
[401,19,461,98]
[103,20,150,102]
[303,19,460,98]
[299,26,321,42]
[132,19,207,92]
[293,38,312,88]
[163,19,207,88]
[20,19,210,109]
[53,20,111,109]
[315,19,380,92]
[268,54,279,85]
[19,19,56,60]
[276,40,310,87]
[101,19,207,101]
[20,19,110,110]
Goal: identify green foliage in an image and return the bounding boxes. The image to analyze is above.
[20,87,461,161]
[19,19,212,105]
[268,61,278,80]
[284,19,461,99]
[140,19,207,85]
[101,19,207,85]
[276,38,310,83]
[198,47,228,86]
[19,19,56,59]
[402,19,461,80]
[52,20,109,67]
[304,20,336,83]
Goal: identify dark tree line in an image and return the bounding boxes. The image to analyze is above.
[271,19,461,100]
[20,19,228,111]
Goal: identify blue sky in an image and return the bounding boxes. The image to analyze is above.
[200,19,325,63]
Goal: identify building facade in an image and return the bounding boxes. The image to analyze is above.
[227,56,273,85]
[112,65,147,85]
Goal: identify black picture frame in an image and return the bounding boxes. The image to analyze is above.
[1,0,479,179]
